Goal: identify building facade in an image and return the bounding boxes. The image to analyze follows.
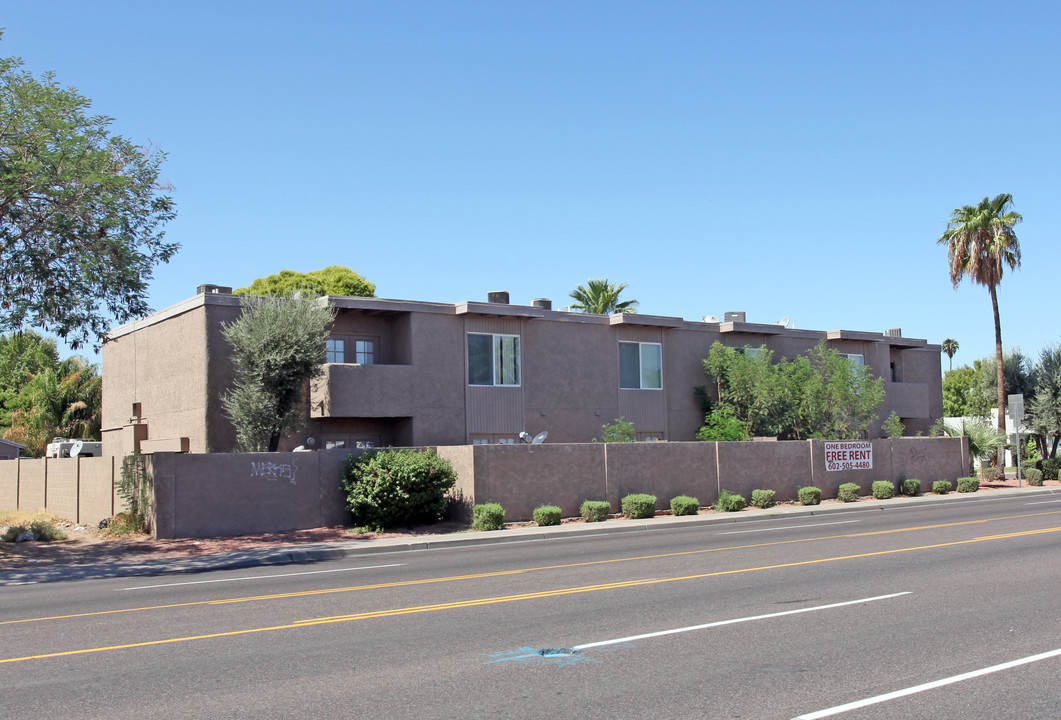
[101,286,944,457]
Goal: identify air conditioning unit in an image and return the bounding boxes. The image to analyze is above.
[724,311,746,323]
[885,328,902,338]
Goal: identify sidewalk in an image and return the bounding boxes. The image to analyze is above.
[2,485,1057,586]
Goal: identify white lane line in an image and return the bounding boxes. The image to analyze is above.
[793,647,1061,719]
[117,563,405,591]
[572,592,910,651]
[717,520,859,535]
[1026,499,1061,505]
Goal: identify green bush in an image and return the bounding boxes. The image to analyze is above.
[1043,457,1061,481]
[837,483,861,502]
[714,490,746,512]
[670,495,700,516]
[798,486,822,506]
[1,520,66,543]
[899,478,921,496]
[340,448,458,531]
[871,481,895,500]
[1024,468,1044,486]
[533,505,562,526]
[750,489,776,509]
[472,503,505,531]
[580,500,611,523]
[957,476,980,493]
[621,493,658,519]
[932,480,953,495]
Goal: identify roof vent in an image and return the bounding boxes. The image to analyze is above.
[487,291,510,304]
[885,328,902,338]
[198,284,232,295]
[724,311,746,323]
[532,298,552,310]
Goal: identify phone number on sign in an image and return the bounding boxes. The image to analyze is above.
[826,460,871,471]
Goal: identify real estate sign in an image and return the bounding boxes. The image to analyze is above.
[824,441,872,471]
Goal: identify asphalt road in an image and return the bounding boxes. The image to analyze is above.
[3,494,1061,719]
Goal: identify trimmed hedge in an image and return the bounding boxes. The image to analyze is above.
[670,495,700,516]
[714,490,746,512]
[932,480,953,495]
[533,505,562,526]
[798,487,822,506]
[871,481,894,500]
[580,500,611,523]
[621,494,658,519]
[899,479,921,496]
[750,489,776,509]
[341,448,457,531]
[837,483,861,502]
[957,476,980,493]
[472,503,505,531]
[1024,468,1044,486]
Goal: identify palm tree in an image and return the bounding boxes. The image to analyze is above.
[941,339,959,371]
[3,357,101,456]
[567,279,638,314]
[937,194,1022,474]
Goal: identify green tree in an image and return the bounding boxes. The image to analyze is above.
[942,365,982,417]
[941,338,959,371]
[0,330,59,428]
[696,405,751,441]
[0,43,177,349]
[235,266,375,297]
[1027,344,1061,459]
[567,278,638,314]
[703,344,800,438]
[937,193,1022,472]
[3,356,101,456]
[593,417,636,443]
[221,294,336,452]
[882,412,905,438]
[798,342,885,440]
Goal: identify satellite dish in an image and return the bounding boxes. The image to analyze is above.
[305,437,316,447]
[702,315,721,323]
[70,440,84,457]
[530,431,549,444]
[519,431,532,443]
[774,316,791,328]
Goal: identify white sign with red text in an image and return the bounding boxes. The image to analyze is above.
[824,441,872,471]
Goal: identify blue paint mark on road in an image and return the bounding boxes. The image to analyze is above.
[482,643,634,667]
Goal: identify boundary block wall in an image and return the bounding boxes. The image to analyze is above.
[0,457,119,526]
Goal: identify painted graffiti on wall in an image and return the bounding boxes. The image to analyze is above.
[250,461,298,485]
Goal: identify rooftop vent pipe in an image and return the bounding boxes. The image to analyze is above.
[487,291,510,304]
[532,298,552,310]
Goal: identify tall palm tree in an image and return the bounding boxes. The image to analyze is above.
[567,279,638,315]
[937,194,1022,474]
[941,338,959,371]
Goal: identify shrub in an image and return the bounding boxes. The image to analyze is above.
[882,412,905,438]
[798,487,822,506]
[1024,468,1044,486]
[1,520,66,543]
[472,503,505,531]
[837,483,860,502]
[932,480,953,494]
[1042,457,1061,481]
[670,495,699,516]
[899,478,921,496]
[750,489,776,509]
[341,448,457,531]
[533,505,562,526]
[871,481,894,500]
[714,490,746,512]
[957,476,980,493]
[580,500,611,522]
[621,493,658,519]
[593,417,636,443]
[116,451,153,533]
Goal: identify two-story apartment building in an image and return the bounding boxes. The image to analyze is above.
[101,285,943,457]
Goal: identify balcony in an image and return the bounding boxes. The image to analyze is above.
[311,363,416,418]
[885,381,930,419]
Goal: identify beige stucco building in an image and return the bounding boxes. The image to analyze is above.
[101,285,944,457]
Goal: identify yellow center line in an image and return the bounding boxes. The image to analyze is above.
[5,526,1057,665]
[3,509,1059,629]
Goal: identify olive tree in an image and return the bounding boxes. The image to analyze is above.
[221,294,335,452]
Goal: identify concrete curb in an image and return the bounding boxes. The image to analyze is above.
[3,485,1057,585]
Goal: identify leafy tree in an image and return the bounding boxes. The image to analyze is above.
[937,193,1022,472]
[941,338,959,371]
[1027,344,1061,459]
[221,294,336,452]
[703,344,800,438]
[798,342,885,440]
[593,416,636,443]
[0,44,177,349]
[696,406,751,441]
[3,356,101,456]
[942,365,984,417]
[567,278,638,314]
[235,266,375,297]
[0,330,59,427]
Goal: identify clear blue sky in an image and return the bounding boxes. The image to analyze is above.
[4,1,1058,372]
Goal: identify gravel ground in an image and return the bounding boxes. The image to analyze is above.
[1,475,1054,571]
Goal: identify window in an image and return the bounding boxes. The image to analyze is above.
[325,339,344,363]
[619,341,662,389]
[355,339,375,365]
[838,353,864,366]
[468,333,520,386]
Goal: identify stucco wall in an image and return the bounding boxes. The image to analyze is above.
[0,457,121,526]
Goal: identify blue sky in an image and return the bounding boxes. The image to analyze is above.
[4,1,1058,372]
